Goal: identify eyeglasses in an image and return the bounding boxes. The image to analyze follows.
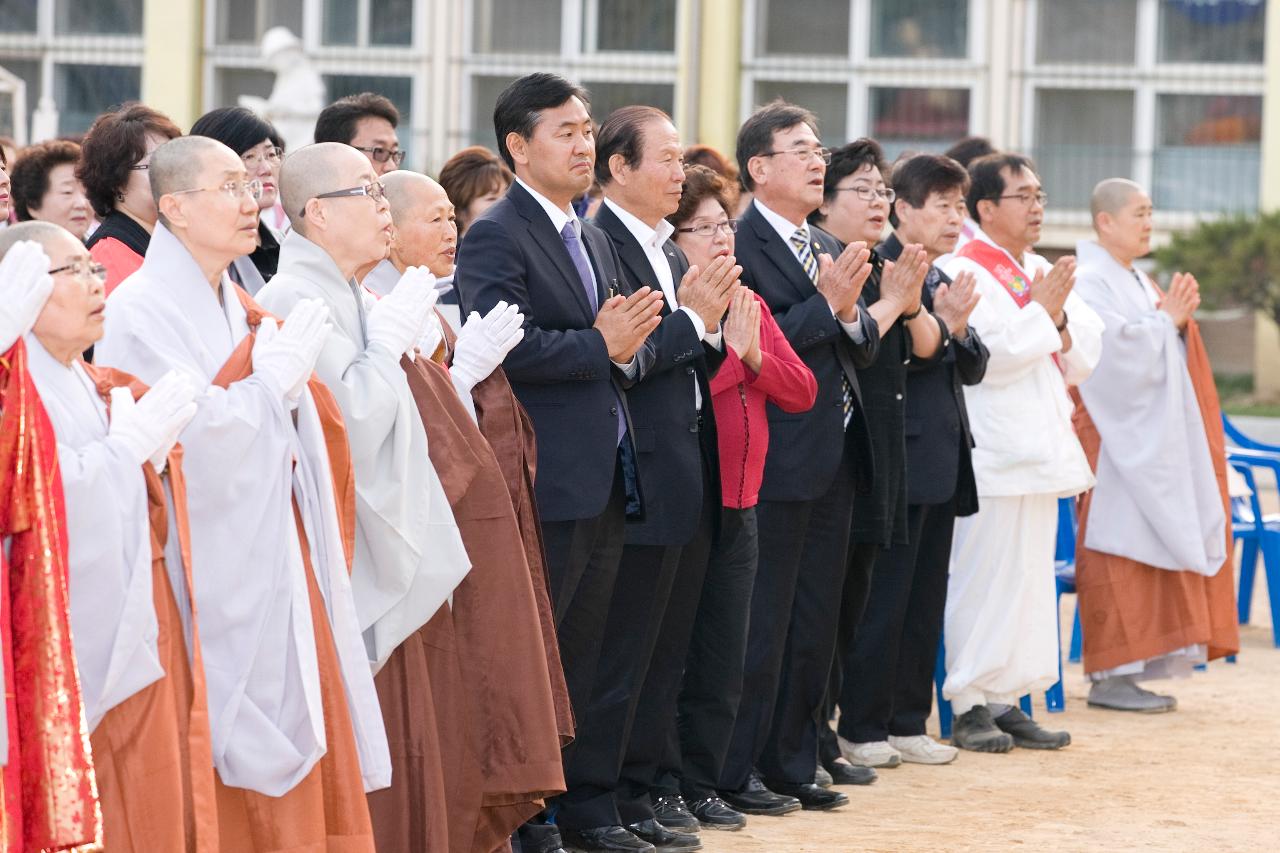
[302,180,386,217]
[997,191,1048,207]
[354,146,405,166]
[129,163,150,171]
[676,220,738,238]
[49,260,108,282]
[759,147,832,165]
[242,146,284,168]
[170,179,264,202]
[833,186,896,203]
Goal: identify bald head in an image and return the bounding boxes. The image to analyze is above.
[382,170,447,226]
[1090,178,1145,226]
[0,220,79,261]
[1091,177,1153,266]
[280,142,375,234]
[150,136,238,208]
[381,170,457,276]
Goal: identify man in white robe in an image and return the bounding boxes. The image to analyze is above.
[1072,179,1238,712]
[941,153,1104,752]
[96,136,388,849]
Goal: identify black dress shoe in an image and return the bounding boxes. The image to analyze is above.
[994,707,1071,750]
[813,764,833,788]
[560,825,655,852]
[717,774,801,816]
[652,795,700,834]
[688,796,747,831]
[626,819,702,851]
[823,759,878,786]
[764,781,849,811]
[517,821,568,853]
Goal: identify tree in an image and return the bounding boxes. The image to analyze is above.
[1153,212,1280,329]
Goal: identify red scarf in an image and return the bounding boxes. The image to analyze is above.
[959,239,1065,373]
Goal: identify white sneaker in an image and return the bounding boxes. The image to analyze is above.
[837,736,901,768]
[888,734,959,765]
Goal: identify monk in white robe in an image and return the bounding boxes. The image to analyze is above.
[1072,179,1238,712]
[96,136,388,852]
[941,154,1103,752]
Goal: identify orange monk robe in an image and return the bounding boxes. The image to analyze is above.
[1073,318,1239,674]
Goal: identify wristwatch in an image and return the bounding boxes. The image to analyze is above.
[1055,310,1069,332]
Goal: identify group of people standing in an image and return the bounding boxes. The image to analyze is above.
[0,69,1239,853]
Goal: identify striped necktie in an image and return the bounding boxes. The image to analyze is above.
[791,228,853,427]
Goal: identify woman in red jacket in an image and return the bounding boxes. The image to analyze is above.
[662,165,816,822]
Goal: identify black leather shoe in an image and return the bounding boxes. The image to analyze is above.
[717,774,801,816]
[688,796,747,831]
[560,825,655,852]
[518,821,568,853]
[994,707,1071,750]
[764,781,849,811]
[824,759,878,786]
[813,764,833,788]
[625,819,701,851]
[652,795,700,834]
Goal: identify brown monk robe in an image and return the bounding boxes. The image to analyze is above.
[211,290,375,853]
[84,366,219,853]
[1072,318,1240,674]
[398,339,565,852]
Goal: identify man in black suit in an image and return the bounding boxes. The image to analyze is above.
[838,153,989,767]
[715,101,880,815]
[454,73,665,853]
[585,106,740,849]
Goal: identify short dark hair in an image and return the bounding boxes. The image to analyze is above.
[668,164,733,230]
[809,138,887,227]
[595,105,670,186]
[944,136,996,169]
[888,154,970,228]
[11,139,82,220]
[77,102,182,218]
[493,73,591,171]
[438,145,513,233]
[313,92,400,145]
[735,100,818,192]
[966,152,1037,223]
[189,106,284,156]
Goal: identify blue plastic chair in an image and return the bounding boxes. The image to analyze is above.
[1228,454,1280,647]
[1223,413,1280,454]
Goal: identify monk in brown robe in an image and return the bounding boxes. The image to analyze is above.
[1071,178,1238,713]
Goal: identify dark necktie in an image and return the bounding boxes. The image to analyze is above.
[792,227,852,427]
[560,221,599,313]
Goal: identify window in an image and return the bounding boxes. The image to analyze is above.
[55,0,143,35]
[55,63,141,134]
[752,80,848,147]
[1036,0,1137,64]
[370,0,413,46]
[472,0,562,54]
[591,0,676,53]
[0,58,39,138]
[322,0,358,46]
[869,86,969,158]
[213,67,275,110]
[1154,93,1261,213]
[322,0,413,47]
[216,0,304,46]
[870,0,967,59]
[756,0,849,57]
[1033,89,1135,210]
[1158,0,1265,64]
[582,80,674,121]
[0,0,38,33]
[468,74,518,149]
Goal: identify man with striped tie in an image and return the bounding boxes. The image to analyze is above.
[716,101,881,815]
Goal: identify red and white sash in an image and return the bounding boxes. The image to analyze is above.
[959,238,1065,374]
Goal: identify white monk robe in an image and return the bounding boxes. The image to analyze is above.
[96,223,390,796]
[257,232,471,673]
[1073,239,1226,678]
[940,227,1104,713]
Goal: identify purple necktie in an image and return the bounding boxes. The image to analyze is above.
[561,221,599,314]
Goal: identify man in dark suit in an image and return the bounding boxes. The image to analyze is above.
[454,73,665,853]
[838,153,989,768]
[715,101,880,815]
[584,106,740,849]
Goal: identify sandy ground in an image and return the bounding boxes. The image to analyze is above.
[700,498,1280,852]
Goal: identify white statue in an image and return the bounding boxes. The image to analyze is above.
[239,27,326,153]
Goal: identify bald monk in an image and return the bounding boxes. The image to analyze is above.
[9,220,217,851]
[256,145,481,852]
[96,136,388,852]
[1072,178,1239,712]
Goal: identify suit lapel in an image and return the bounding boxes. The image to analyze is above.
[745,206,819,302]
[595,204,671,316]
[510,182,596,320]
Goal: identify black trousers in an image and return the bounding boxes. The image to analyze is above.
[543,459,628,830]
[720,435,858,790]
[837,499,956,742]
[818,538,882,766]
[666,506,758,801]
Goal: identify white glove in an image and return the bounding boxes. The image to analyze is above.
[451,301,525,393]
[412,311,445,362]
[108,370,198,473]
[368,266,438,358]
[0,241,55,352]
[252,299,331,402]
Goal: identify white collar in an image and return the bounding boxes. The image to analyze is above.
[516,176,577,235]
[754,198,811,246]
[602,198,674,251]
